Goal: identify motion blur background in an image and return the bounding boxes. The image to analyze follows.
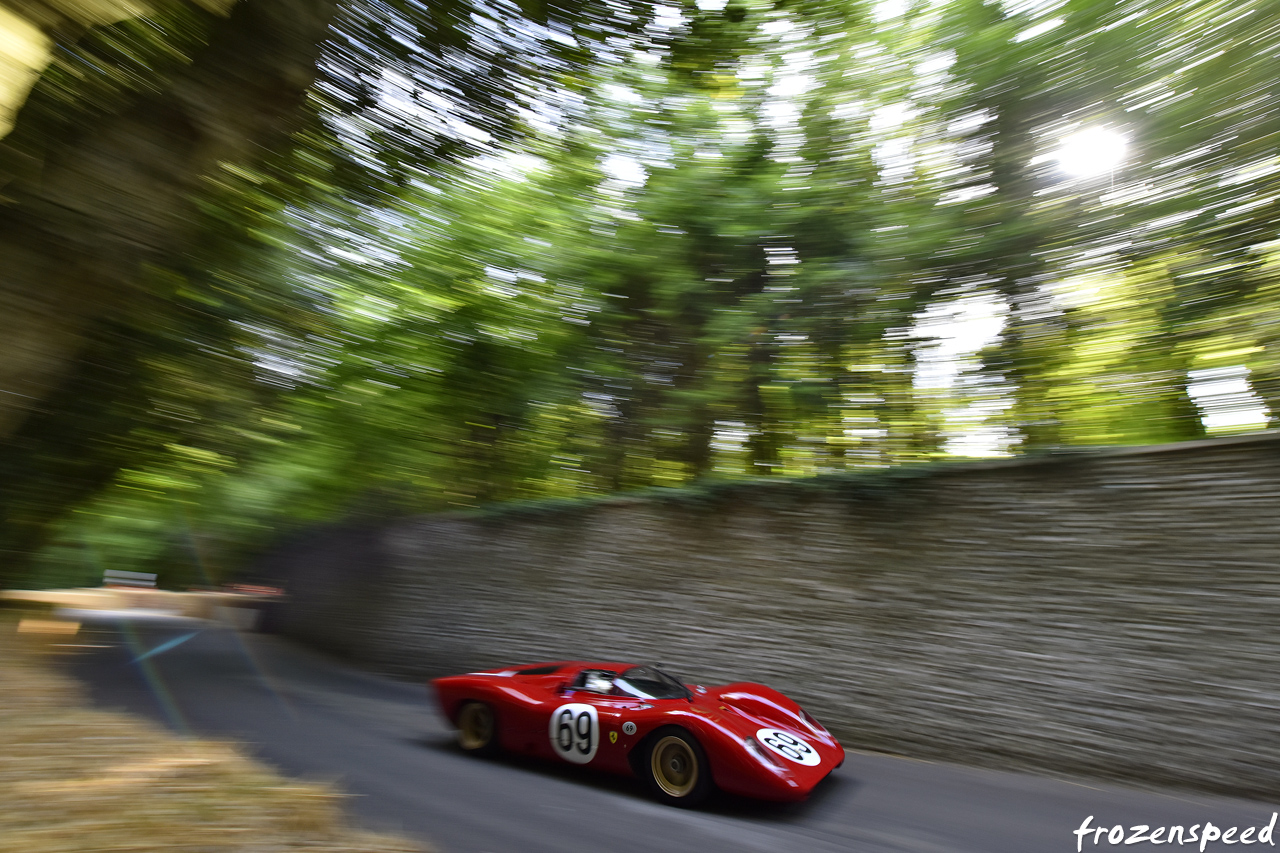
[1,0,1277,590]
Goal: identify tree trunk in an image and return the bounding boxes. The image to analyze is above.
[0,0,340,439]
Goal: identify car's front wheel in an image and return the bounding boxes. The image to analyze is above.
[643,727,712,807]
[455,701,499,756]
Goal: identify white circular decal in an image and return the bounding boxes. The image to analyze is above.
[550,703,599,764]
[622,721,637,736]
[756,728,821,766]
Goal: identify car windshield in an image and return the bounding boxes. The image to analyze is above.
[612,666,690,700]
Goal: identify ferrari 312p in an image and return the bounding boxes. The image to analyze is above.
[432,660,844,806]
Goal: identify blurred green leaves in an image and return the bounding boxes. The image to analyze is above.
[4,0,1280,586]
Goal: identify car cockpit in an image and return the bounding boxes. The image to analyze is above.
[569,669,618,694]
[567,666,691,701]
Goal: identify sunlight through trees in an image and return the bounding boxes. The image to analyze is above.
[2,0,1278,585]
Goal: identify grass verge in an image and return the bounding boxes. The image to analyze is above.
[1,613,426,853]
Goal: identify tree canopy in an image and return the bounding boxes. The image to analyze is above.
[2,0,1278,587]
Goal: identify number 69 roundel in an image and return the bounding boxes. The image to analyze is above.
[549,703,599,764]
[756,727,821,766]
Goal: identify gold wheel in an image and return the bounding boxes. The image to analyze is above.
[650,735,699,798]
[456,702,495,752]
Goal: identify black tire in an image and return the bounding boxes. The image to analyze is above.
[455,701,500,756]
[642,726,713,807]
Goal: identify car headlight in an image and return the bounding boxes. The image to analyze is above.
[801,709,828,735]
[744,736,783,768]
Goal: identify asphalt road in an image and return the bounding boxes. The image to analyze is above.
[57,620,1278,853]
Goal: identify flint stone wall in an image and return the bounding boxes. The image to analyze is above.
[271,433,1280,799]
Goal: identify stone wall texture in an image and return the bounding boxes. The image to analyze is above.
[269,433,1280,800]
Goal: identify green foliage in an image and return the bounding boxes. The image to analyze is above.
[6,0,1280,586]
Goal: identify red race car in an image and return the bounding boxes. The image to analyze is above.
[432,661,844,806]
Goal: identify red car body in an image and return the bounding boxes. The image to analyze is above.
[432,660,844,804]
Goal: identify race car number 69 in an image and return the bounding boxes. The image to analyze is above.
[550,703,598,764]
[756,728,821,766]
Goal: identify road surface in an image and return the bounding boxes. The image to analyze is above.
[57,620,1278,853]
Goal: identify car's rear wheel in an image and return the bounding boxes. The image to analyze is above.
[455,701,499,755]
[644,727,712,806]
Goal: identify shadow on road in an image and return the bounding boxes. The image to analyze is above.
[703,771,858,823]
[411,730,859,822]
